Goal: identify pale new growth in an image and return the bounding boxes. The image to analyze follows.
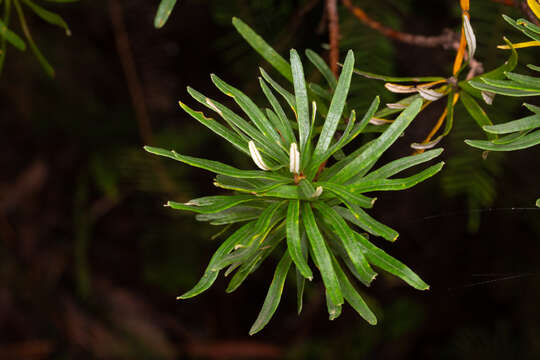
[311,186,323,198]
[463,14,476,60]
[385,83,418,93]
[205,98,223,116]
[417,88,444,101]
[481,91,495,105]
[289,142,300,174]
[248,141,270,170]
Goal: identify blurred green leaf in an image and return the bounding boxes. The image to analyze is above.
[154,0,177,28]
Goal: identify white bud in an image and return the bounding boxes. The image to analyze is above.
[385,83,418,93]
[463,14,477,60]
[289,142,300,174]
[311,186,323,198]
[417,88,445,101]
[481,91,495,105]
[248,141,271,171]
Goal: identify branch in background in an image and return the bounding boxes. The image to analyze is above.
[342,0,458,48]
[108,0,177,194]
[327,0,340,76]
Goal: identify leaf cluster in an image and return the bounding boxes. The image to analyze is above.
[145,18,444,334]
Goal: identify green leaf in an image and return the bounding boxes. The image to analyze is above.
[333,98,423,184]
[469,80,539,96]
[167,195,258,214]
[226,223,286,293]
[290,49,311,154]
[0,18,26,50]
[259,78,296,145]
[347,162,444,192]
[232,17,292,82]
[319,182,376,208]
[196,206,262,225]
[505,71,540,89]
[503,15,540,41]
[528,64,540,72]
[345,96,380,145]
[330,253,377,324]
[214,175,292,195]
[314,202,376,287]
[21,0,71,35]
[354,232,429,290]
[309,82,332,100]
[354,69,444,83]
[287,200,313,280]
[249,250,292,335]
[186,87,285,163]
[14,0,54,77]
[536,198,540,208]
[313,50,355,160]
[211,74,284,151]
[306,49,337,89]
[482,77,540,92]
[211,201,286,271]
[483,114,540,134]
[361,148,444,181]
[465,129,540,151]
[178,222,256,299]
[259,68,296,111]
[460,91,496,140]
[179,101,250,156]
[296,232,309,314]
[335,205,398,242]
[318,139,375,182]
[154,0,177,28]
[325,289,342,320]
[144,146,290,181]
[301,202,343,306]
[524,103,540,113]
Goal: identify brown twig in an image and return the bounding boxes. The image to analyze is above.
[327,0,340,76]
[342,0,458,48]
[108,0,176,194]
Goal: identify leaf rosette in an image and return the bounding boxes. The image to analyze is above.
[145,45,444,334]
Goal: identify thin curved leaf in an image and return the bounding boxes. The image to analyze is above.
[154,0,177,28]
[249,250,292,335]
[287,200,313,280]
[465,129,540,150]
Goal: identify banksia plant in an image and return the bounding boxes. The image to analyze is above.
[145,48,444,334]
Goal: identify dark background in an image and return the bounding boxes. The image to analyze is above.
[1,0,539,359]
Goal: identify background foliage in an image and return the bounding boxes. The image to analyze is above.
[1,0,539,359]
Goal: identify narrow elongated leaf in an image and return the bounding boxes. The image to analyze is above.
[167,195,257,214]
[333,99,423,184]
[178,222,256,299]
[330,254,377,324]
[505,71,540,88]
[469,79,540,96]
[490,130,530,145]
[306,49,337,89]
[22,0,71,35]
[290,49,311,154]
[259,68,296,111]
[347,162,444,193]
[335,205,398,242]
[186,87,285,163]
[196,206,262,225]
[361,148,444,181]
[249,250,292,335]
[144,146,290,181]
[482,77,540,92]
[287,200,313,280]
[465,129,540,150]
[319,182,376,208]
[179,101,250,155]
[296,232,309,314]
[259,78,296,145]
[227,223,286,292]
[313,50,355,159]
[301,202,343,306]
[232,17,292,82]
[211,74,284,149]
[354,231,429,290]
[524,103,540,113]
[345,96,380,145]
[314,202,376,286]
[14,0,54,77]
[483,114,540,134]
[354,69,444,83]
[154,0,177,28]
[211,201,286,271]
[460,91,496,139]
[0,19,26,50]
[318,139,375,182]
[325,289,342,320]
